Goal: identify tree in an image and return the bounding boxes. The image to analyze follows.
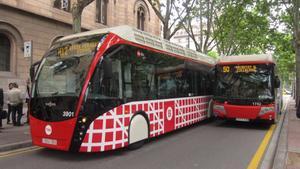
[290,0,300,106]
[279,0,300,105]
[177,0,218,53]
[72,0,95,33]
[147,0,196,40]
[271,32,295,86]
[213,0,271,56]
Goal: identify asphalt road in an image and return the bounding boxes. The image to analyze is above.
[0,119,271,169]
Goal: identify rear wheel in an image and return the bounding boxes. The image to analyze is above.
[128,140,145,150]
[207,99,214,119]
[128,114,149,150]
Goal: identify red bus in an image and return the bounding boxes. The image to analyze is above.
[30,26,216,152]
[213,54,281,123]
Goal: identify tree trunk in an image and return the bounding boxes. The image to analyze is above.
[295,38,300,107]
[163,23,171,40]
[72,6,82,33]
[293,0,300,107]
[71,0,95,33]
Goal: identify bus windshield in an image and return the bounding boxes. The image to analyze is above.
[35,35,105,97]
[215,64,274,101]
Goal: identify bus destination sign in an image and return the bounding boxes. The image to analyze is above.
[222,65,257,73]
[57,41,98,58]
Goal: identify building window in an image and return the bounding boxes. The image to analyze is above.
[137,6,145,31]
[96,0,108,25]
[0,33,11,71]
[54,0,71,12]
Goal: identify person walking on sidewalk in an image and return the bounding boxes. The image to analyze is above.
[7,83,13,124]
[8,83,24,126]
[0,88,3,129]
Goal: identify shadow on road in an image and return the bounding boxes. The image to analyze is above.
[32,118,270,161]
[33,118,216,161]
[35,147,128,162]
[213,119,271,130]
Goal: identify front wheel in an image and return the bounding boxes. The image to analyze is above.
[128,113,149,150]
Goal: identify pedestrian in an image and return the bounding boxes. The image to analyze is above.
[0,88,3,129]
[7,83,13,124]
[7,83,23,126]
[25,79,30,123]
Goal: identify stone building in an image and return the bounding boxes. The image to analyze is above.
[171,25,201,50]
[0,0,160,98]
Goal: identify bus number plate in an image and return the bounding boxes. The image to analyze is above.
[42,138,57,145]
[236,118,249,122]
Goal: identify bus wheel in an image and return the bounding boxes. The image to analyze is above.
[208,99,215,120]
[128,113,149,150]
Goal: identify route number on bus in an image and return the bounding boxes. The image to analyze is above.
[223,66,230,73]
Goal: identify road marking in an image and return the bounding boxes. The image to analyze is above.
[247,124,276,169]
[0,146,42,158]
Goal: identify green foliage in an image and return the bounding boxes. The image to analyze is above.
[214,1,271,55]
[207,51,219,59]
[271,32,295,84]
[212,0,296,85]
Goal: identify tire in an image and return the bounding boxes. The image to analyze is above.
[207,99,214,119]
[128,140,145,150]
[128,113,149,150]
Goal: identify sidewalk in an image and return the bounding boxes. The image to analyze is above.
[0,109,32,152]
[285,99,300,169]
[273,97,300,169]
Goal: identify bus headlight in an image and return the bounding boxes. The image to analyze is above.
[213,104,225,112]
[259,107,274,116]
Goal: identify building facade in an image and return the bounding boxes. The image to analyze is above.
[0,0,160,98]
[171,26,200,51]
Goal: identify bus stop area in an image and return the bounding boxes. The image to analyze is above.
[0,108,31,152]
[0,98,299,169]
[272,98,300,169]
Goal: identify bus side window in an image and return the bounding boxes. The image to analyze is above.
[123,63,132,98]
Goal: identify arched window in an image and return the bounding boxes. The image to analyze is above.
[137,6,145,31]
[96,0,108,25]
[0,33,11,71]
[54,0,71,12]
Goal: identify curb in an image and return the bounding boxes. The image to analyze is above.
[0,140,32,153]
[259,97,289,169]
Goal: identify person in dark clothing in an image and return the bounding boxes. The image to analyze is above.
[0,88,3,128]
[7,83,13,124]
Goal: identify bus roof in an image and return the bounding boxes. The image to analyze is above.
[58,25,216,66]
[217,54,275,65]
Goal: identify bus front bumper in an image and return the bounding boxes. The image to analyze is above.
[213,103,275,121]
[30,116,77,151]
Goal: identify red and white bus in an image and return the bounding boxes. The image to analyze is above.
[213,54,281,123]
[30,26,216,152]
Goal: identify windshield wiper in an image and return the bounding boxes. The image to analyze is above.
[51,91,59,96]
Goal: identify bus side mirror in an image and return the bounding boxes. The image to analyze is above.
[275,76,280,88]
[30,61,41,82]
[208,67,216,83]
[30,66,35,82]
[103,58,112,79]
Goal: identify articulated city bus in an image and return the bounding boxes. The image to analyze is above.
[213,54,281,123]
[30,26,215,152]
